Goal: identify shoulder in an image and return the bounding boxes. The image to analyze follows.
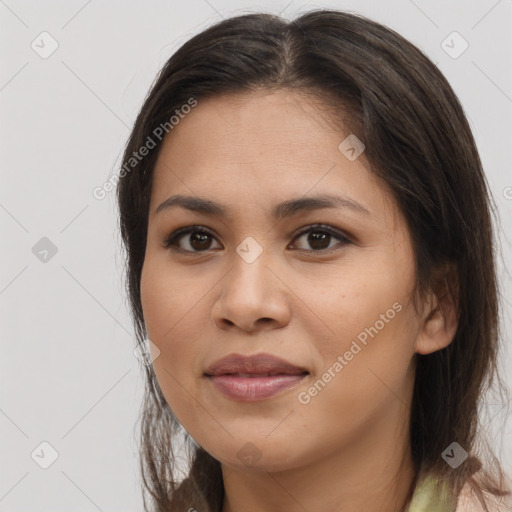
[456,480,512,512]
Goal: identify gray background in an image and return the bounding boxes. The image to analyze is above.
[1,0,511,510]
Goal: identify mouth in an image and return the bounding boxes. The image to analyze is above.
[204,353,310,401]
[218,371,306,377]
[204,352,309,376]
[205,373,309,401]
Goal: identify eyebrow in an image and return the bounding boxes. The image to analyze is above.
[154,193,372,220]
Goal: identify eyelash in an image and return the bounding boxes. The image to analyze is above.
[162,224,352,255]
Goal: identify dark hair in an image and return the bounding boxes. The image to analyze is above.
[116,9,511,511]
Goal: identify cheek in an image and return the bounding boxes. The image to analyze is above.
[141,262,208,425]
[140,258,220,380]
[304,256,417,400]
[305,257,411,351]
[293,305,417,453]
[141,258,199,342]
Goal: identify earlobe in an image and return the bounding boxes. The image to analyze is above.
[414,268,459,356]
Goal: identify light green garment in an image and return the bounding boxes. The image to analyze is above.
[407,472,458,512]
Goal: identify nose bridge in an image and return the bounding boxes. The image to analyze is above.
[213,238,290,331]
[228,239,270,298]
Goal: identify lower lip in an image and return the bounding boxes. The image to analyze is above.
[207,374,308,401]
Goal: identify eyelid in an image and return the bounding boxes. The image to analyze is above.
[163,223,353,254]
[162,225,218,251]
[290,224,353,246]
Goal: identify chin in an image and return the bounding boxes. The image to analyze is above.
[204,438,301,473]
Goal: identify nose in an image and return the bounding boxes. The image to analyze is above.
[211,252,292,334]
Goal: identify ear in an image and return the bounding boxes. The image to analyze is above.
[414,264,459,355]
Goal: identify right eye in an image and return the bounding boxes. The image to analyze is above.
[162,226,222,254]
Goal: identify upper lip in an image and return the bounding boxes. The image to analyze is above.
[204,353,309,376]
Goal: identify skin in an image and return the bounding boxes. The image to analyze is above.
[140,89,458,512]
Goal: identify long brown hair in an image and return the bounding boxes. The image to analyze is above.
[116,9,511,511]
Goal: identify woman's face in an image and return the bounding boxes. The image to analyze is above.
[140,89,434,472]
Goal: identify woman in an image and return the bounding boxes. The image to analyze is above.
[116,9,511,512]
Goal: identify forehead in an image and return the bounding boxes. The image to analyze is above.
[160,90,347,160]
[149,89,395,224]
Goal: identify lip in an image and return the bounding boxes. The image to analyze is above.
[204,353,309,402]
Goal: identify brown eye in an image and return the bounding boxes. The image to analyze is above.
[291,225,351,253]
[163,227,221,252]
[187,232,214,251]
[163,224,351,255]
[303,231,331,250]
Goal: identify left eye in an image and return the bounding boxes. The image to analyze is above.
[162,225,351,254]
[292,226,351,252]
